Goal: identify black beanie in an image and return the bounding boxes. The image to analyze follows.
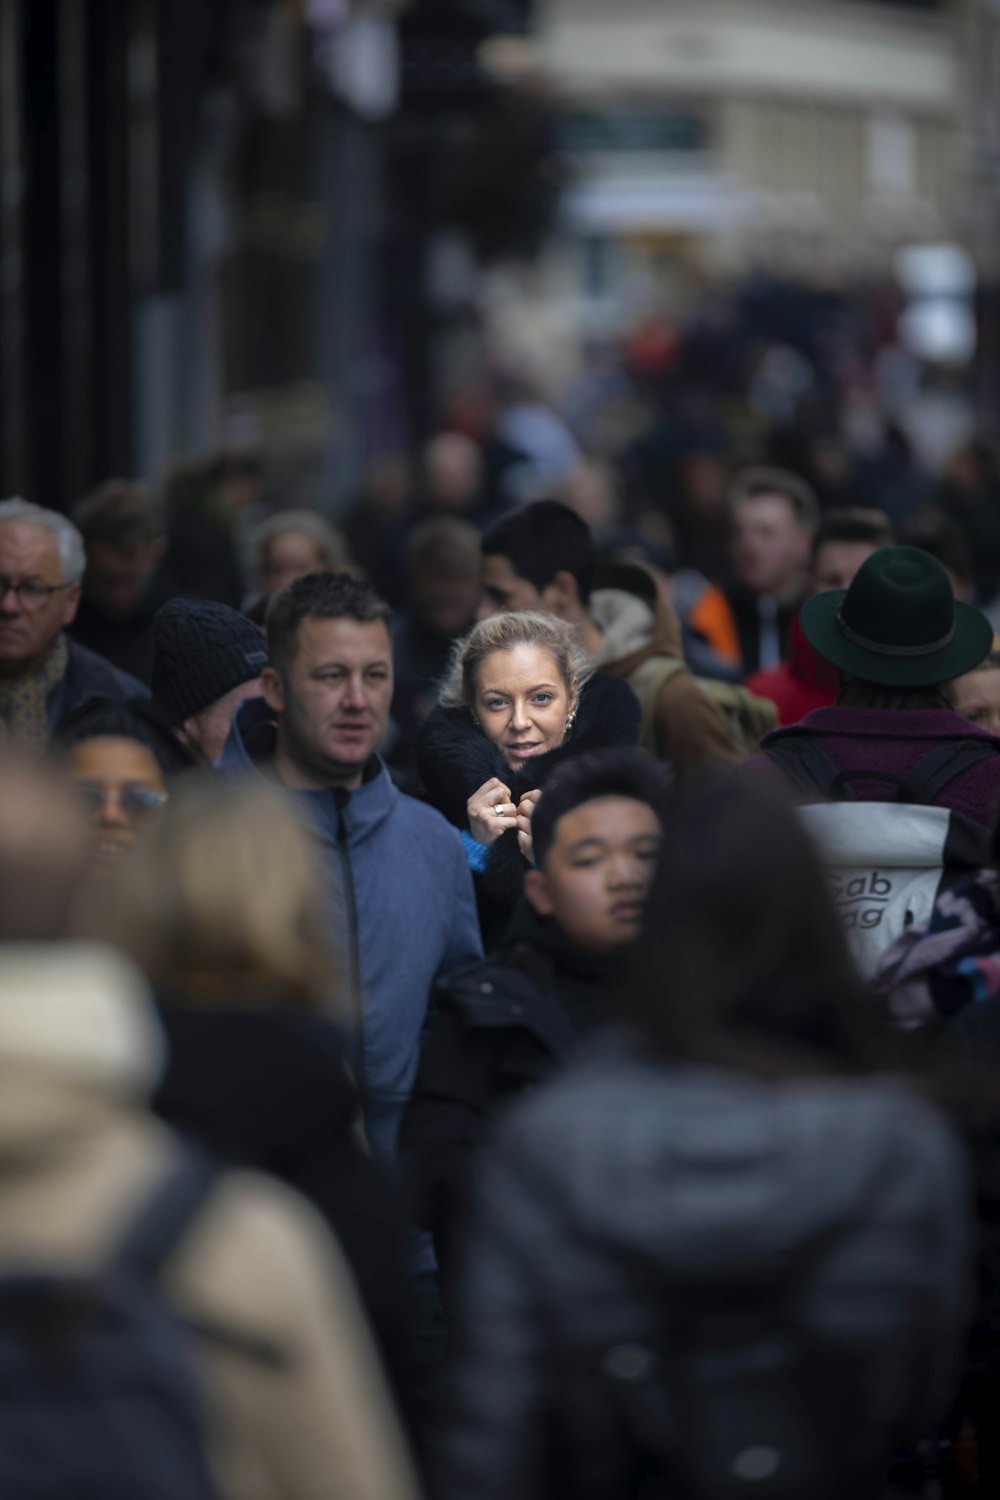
[151,598,269,725]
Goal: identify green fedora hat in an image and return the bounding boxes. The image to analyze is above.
[800,545,993,688]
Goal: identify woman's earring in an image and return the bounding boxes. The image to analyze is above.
[564,707,577,734]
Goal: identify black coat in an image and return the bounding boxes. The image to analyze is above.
[151,1001,415,1409]
[401,910,617,1285]
[417,671,640,946]
[437,1038,969,1500]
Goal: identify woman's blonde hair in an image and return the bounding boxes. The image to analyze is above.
[85,775,339,1014]
[440,611,591,712]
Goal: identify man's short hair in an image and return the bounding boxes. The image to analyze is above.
[71,480,164,551]
[481,500,597,606]
[0,497,86,584]
[728,468,820,533]
[531,747,671,871]
[812,507,895,561]
[266,571,391,675]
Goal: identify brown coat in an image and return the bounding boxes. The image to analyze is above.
[592,563,737,772]
[0,945,420,1500]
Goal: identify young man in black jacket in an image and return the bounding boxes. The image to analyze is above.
[402,746,669,1287]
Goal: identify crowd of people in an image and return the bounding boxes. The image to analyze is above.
[1,355,1000,1498]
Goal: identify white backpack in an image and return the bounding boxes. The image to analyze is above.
[764,737,996,978]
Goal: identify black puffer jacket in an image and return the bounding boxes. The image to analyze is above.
[438,1037,969,1500]
[402,908,617,1284]
[417,672,640,945]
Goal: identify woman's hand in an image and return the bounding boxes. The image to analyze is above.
[516,788,541,864]
[468,777,517,846]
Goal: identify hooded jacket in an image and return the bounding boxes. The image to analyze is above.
[219,698,482,1166]
[745,613,840,727]
[0,945,418,1500]
[440,1036,968,1500]
[417,672,640,947]
[591,562,738,770]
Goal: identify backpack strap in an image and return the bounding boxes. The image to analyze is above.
[113,1149,221,1280]
[763,737,856,802]
[895,739,1000,804]
[767,735,1000,806]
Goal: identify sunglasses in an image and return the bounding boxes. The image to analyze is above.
[74,782,168,820]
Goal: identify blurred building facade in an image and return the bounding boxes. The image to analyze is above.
[538,0,959,280]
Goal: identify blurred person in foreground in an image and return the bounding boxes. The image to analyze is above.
[85,775,415,1417]
[0,758,418,1500]
[69,479,173,683]
[417,612,640,947]
[151,598,269,766]
[54,697,194,867]
[746,508,894,726]
[403,748,669,1287]
[0,498,146,753]
[722,467,819,675]
[438,776,969,1500]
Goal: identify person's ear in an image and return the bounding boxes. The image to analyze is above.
[261,665,285,714]
[524,867,554,916]
[540,569,579,618]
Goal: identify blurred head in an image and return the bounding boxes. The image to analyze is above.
[479,500,596,621]
[525,749,669,953]
[0,752,90,938]
[903,509,976,605]
[87,777,339,1014]
[810,508,895,596]
[0,499,85,676]
[621,775,873,1075]
[404,517,481,638]
[152,598,269,766]
[560,459,623,533]
[55,698,191,866]
[423,432,484,512]
[246,511,351,599]
[441,612,589,772]
[729,468,818,599]
[263,572,393,790]
[949,651,1000,735]
[72,480,166,619]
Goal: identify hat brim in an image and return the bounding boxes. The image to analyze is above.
[800,589,994,688]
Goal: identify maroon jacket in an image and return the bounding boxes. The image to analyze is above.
[742,707,1000,829]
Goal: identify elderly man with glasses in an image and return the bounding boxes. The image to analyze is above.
[0,498,146,753]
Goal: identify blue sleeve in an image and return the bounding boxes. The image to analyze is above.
[460,829,489,873]
[441,833,484,973]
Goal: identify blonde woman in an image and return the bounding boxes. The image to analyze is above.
[417,612,640,944]
[86,775,414,1422]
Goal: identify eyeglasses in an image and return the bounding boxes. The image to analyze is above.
[74,782,169,821]
[0,576,75,610]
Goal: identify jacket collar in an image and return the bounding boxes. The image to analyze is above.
[221,695,399,844]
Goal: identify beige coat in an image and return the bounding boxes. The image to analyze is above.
[0,945,420,1500]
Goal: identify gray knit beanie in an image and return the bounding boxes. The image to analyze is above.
[151,598,269,724]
